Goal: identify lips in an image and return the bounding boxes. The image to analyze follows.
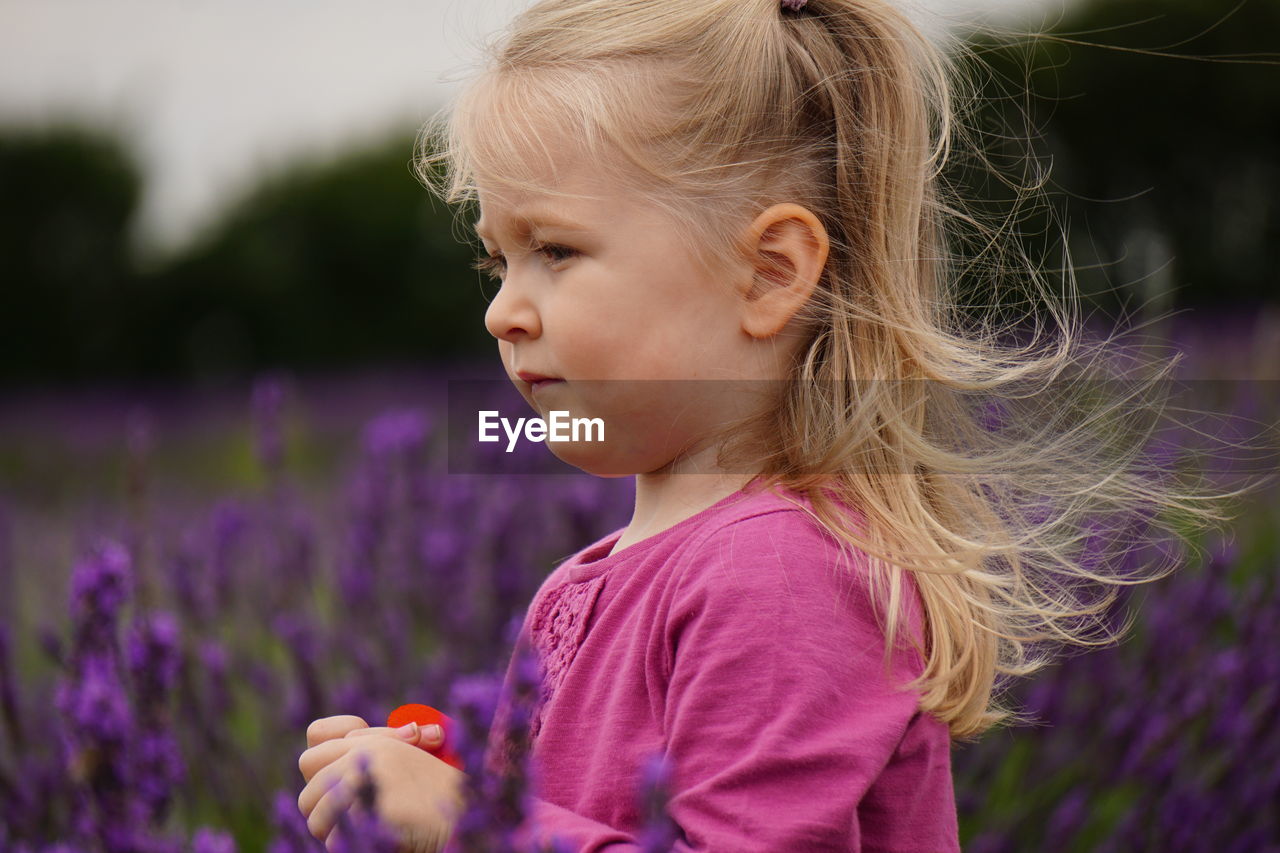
[516,371,564,391]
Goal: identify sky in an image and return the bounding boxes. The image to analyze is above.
[0,0,1064,260]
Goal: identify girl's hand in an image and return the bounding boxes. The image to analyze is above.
[298,719,465,852]
[306,714,447,751]
[306,714,372,747]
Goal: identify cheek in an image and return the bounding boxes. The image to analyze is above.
[550,315,629,373]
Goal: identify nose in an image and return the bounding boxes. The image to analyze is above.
[484,275,541,343]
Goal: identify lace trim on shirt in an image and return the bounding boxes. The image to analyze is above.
[527,574,607,740]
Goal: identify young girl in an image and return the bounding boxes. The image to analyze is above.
[297,0,1243,848]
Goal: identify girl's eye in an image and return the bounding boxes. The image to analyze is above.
[538,243,577,265]
[470,244,577,281]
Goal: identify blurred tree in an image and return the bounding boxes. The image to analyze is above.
[0,125,493,384]
[0,124,144,383]
[948,0,1280,319]
[135,133,493,380]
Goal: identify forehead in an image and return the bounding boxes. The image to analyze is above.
[470,152,626,239]
[472,205,594,239]
[464,97,651,238]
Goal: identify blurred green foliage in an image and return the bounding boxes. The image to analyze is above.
[1,127,491,385]
[0,0,1275,385]
[0,126,143,379]
[139,138,492,379]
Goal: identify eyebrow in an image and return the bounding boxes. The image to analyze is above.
[473,211,591,240]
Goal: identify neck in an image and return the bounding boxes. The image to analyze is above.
[610,442,760,557]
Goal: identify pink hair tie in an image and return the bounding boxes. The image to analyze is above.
[781,0,809,10]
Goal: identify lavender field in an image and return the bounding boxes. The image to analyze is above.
[0,311,1277,852]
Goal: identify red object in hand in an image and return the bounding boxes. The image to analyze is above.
[387,703,465,771]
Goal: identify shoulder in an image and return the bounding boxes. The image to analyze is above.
[663,483,925,674]
[672,484,868,608]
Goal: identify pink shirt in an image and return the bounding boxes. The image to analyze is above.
[495,482,959,852]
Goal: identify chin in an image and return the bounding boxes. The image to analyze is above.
[546,440,674,478]
[547,442,631,477]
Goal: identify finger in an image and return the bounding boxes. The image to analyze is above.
[305,773,358,847]
[417,723,446,748]
[346,722,447,751]
[299,738,359,786]
[307,715,370,748]
[299,750,367,827]
[298,757,341,819]
[344,726,399,739]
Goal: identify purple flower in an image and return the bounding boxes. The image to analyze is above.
[70,540,132,629]
[133,727,186,821]
[190,827,237,853]
[362,409,430,460]
[127,611,182,698]
[267,789,315,853]
[56,652,132,749]
[635,749,679,853]
[324,754,403,853]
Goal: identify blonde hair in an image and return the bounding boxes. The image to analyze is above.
[414,0,1265,741]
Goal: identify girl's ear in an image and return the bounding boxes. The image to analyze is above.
[737,203,828,339]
